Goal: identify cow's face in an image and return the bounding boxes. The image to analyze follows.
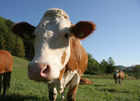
[12,8,96,83]
[30,9,72,81]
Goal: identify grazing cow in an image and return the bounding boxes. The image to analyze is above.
[12,8,96,101]
[0,50,13,97]
[113,69,125,86]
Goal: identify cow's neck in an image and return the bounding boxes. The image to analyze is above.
[56,36,88,93]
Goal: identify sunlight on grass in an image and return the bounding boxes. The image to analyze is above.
[2,56,140,101]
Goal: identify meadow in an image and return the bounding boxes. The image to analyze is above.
[2,56,140,101]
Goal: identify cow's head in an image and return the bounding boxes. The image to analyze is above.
[12,8,96,83]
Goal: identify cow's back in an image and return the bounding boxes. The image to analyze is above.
[0,50,13,73]
[66,37,88,75]
[119,71,125,80]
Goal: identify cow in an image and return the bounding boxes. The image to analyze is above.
[0,50,13,97]
[113,69,125,86]
[12,8,96,101]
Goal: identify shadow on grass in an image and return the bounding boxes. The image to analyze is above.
[94,84,107,87]
[98,88,129,94]
[138,96,140,101]
[94,84,114,87]
[99,88,117,93]
[0,93,49,101]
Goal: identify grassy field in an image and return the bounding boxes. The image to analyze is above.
[2,56,140,101]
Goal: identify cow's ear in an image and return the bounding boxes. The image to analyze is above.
[12,22,35,40]
[70,21,96,39]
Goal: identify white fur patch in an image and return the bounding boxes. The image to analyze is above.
[57,70,79,93]
[53,88,57,100]
[30,8,72,80]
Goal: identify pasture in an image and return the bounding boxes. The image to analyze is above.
[2,56,140,101]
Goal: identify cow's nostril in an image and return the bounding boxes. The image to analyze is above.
[41,65,50,78]
[42,65,49,74]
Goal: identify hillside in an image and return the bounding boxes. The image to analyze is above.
[116,65,127,70]
[0,17,25,57]
[13,56,29,68]
[0,16,34,60]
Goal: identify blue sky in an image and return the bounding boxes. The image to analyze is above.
[0,0,140,66]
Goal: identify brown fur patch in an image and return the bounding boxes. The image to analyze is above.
[0,50,13,73]
[12,22,35,40]
[80,78,93,85]
[58,37,88,81]
[66,37,88,75]
[61,51,66,65]
[70,21,96,39]
[118,71,125,80]
[58,67,66,80]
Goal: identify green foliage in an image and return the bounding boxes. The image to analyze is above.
[100,57,116,74]
[85,54,117,75]
[108,57,115,66]
[0,17,25,58]
[23,41,34,60]
[0,17,9,34]
[85,53,101,75]
[0,35,6,49]
[125,65,140,79]
[100,59,108,74]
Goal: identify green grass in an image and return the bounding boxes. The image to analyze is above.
[2,56,140,101]
[77,79,140,101]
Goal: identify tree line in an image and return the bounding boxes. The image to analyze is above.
[124,65,140,79]
[85,54,117,75]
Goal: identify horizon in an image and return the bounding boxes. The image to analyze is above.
[0,0,140,66]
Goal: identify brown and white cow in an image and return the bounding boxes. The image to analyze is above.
[0,50,13,97]
[113,69,125,86]
[12,8,96,101]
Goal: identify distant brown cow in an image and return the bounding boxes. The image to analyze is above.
[113,70,125,86]
[0,50,13,97]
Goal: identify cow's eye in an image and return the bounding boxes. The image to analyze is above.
[64,33,69,39]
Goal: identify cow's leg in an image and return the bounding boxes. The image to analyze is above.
[48,84,57,101]
[60,89,65,101]
[6,72,11,89]
[61,92,65,100]
[0,74,2,97]
[2,72,8,97]
[67,84,79,101]
[2,72,11,97]
[119,79,122,85]
[115,79,117,86]
[67,74,80,101]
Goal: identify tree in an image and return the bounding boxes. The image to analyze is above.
[100,59,108,74]
[108,57,115,66]
[23,40,34,60]
[100,57,116,74]
[85,53,101,75]
[106,57,116,74]
[14,36,25,57]
[0,17,25,57]
[0,35,6,49]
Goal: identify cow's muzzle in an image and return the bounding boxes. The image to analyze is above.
[28,63,51,81]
